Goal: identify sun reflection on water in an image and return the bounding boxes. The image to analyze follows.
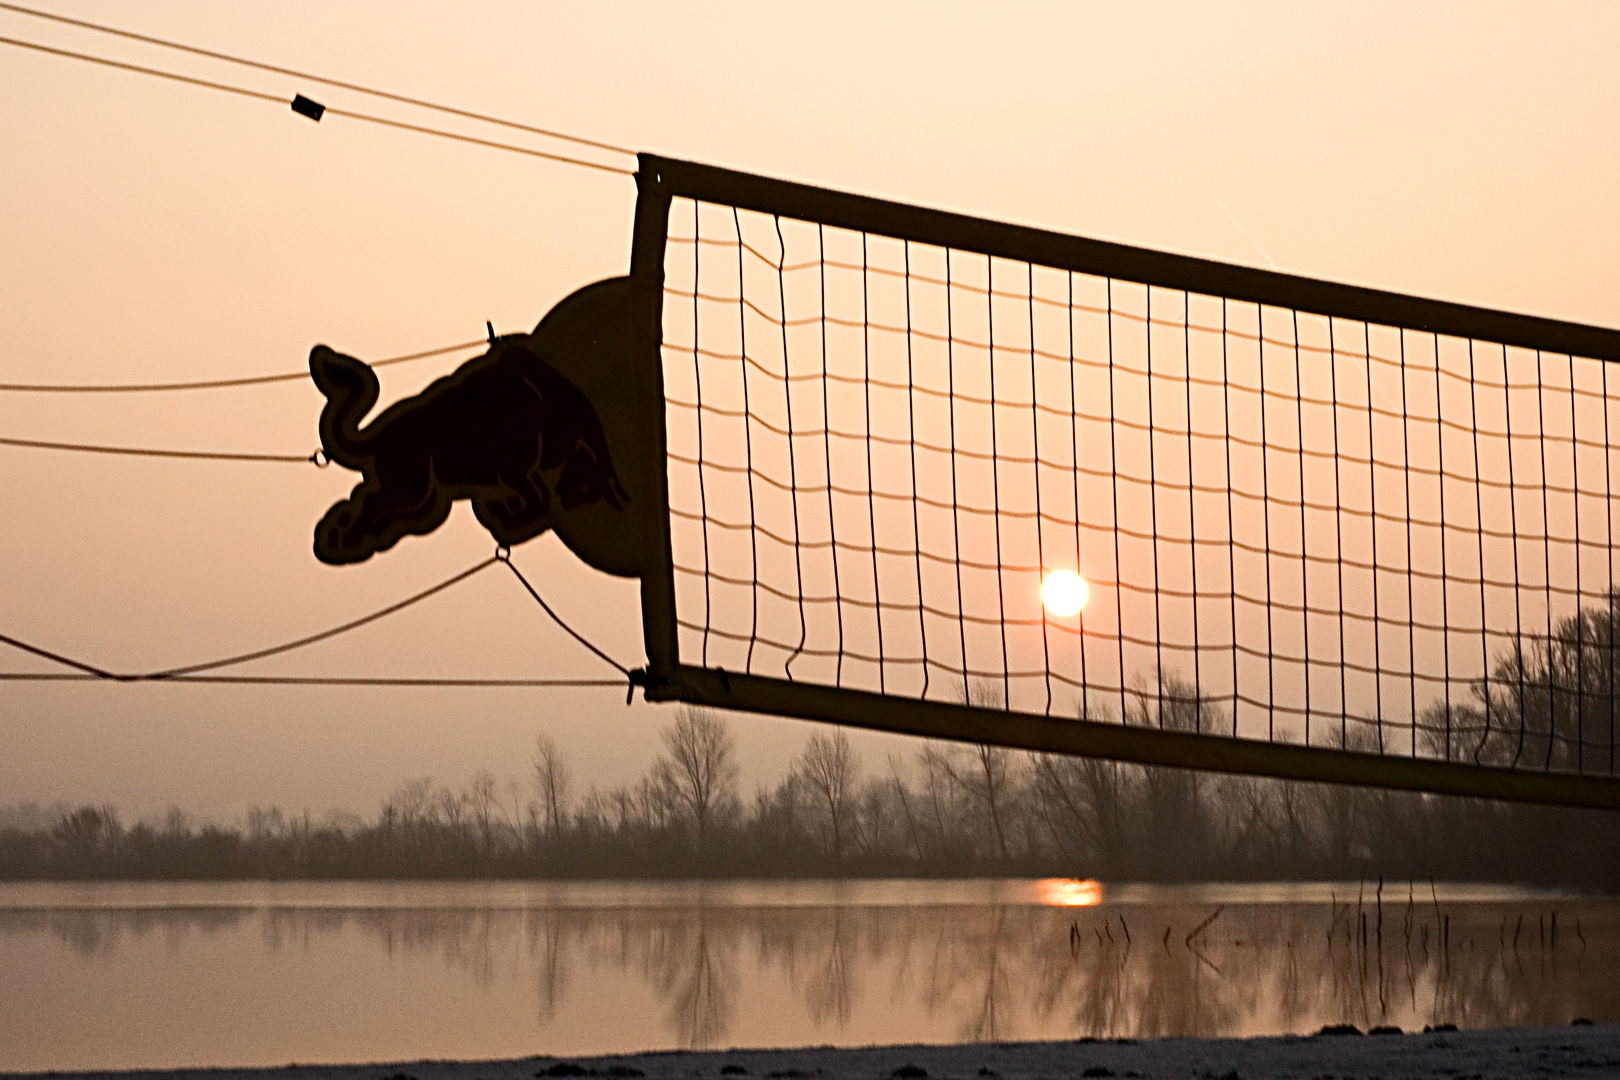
[1037,878,1103,907]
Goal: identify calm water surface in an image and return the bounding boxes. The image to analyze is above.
[1,879,1615,1072]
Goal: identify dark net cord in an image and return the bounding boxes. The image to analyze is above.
[659,195,1620,778]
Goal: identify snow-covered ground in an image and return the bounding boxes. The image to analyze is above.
[9,1026,1618,1080]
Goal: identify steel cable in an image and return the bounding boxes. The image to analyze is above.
[0,34,634,176]
[0,339,484,394]
[0,435,314,463]
[0,1,636,158]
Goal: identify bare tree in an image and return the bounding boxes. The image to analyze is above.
[161,806,192,839]
[920,744,966,857]
[468,768,501,853]
[635,772,680,832]
[752,772,807,853]
[653,707,739,852]
[437,783,468,834]
[887,753,926,861]
[1129,675,1211,877]
[505,778,528,855]
[245,805,286,841]
[972,743,1015,861]
[1030,750,1138,872]
[53,805,120,857]
[853,774,904,858]
[924,742,1017,862]
[532,734,571,841]
[384,777,435,837]
[796,729,860,858]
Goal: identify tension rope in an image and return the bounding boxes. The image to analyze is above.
[0,548,635,693]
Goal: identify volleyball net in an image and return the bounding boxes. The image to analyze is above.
[627,155,1620,810]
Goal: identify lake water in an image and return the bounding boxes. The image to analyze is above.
[1,879,1615,1072]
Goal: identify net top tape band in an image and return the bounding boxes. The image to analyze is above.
[638,154,1620,362]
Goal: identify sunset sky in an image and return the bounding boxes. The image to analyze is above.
[2,2,1616,822]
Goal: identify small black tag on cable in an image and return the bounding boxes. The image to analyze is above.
[291,94,326,122]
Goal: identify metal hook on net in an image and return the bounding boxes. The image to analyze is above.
[309,448,330,468]
[494,544,511,563]
[624,668,671,705]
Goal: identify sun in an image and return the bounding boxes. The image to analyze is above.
[1041,570,1089,617]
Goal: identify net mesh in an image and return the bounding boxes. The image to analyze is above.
[658,197,1619,778]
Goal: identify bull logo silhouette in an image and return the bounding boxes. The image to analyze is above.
[309,277,641,577]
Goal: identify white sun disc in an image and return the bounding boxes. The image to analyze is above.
[1041,570,1089,617]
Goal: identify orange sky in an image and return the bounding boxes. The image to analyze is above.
[1,2,1616,821]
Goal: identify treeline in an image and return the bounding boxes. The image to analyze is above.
[3,700,1617,884]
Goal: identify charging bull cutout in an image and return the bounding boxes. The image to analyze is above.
[308,277,640,577]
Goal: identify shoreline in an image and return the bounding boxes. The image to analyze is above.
[7,1025,1619,1080]
[1,876,1607,906]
